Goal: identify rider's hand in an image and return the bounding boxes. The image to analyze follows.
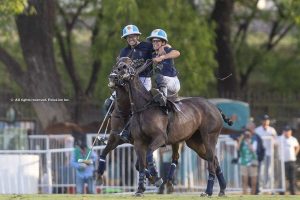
[82,159,93,165]
[153,55,165,64]
[78,163,87,170]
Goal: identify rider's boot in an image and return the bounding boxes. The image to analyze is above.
[151,87,168,115]
[151,88,167,106]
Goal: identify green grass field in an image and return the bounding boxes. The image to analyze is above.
[0,194,299,200]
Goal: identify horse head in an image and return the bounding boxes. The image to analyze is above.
[108,57,135,88]
[109,57,153,88]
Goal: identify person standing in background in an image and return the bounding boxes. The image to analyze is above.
[278,125,299,195]
[71,140,97,194]
[237,130,258,194]
[245,121,265,194]
[254,114,277,189]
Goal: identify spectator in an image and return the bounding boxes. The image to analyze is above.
[254,114,277,188]
[278,125,300,195]
[237,130,258,194]
[71,140,97,194]
[246,122,265,194]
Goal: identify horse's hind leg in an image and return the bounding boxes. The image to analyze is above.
[214,155,226,196]
[185,134,217,196]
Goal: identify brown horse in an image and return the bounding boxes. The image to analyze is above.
[97,59,176,188]
[112,57,227,196]
[105,58,184,193]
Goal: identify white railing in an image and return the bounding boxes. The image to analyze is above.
[0,134,286,194]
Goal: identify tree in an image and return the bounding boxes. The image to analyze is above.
[233,0,298,91]
[0,0,220,127]
[0,0,71,128]
[211,0,238,96]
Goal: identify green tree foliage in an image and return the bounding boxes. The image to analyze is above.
[95,0,216,98]
[232,0,300,93]
[92,0,139,99]
[0,0,216,104]
[0,0,27,15]
[0,0,26,93]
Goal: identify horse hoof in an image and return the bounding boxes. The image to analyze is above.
[155,177,163,188]
[200,192,211,197]
[137,185,146,193]
[157,182,165,194]
[218,190,225,197]
[134,191,144,197]
[166,181,174,194]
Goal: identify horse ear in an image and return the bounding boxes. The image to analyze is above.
[115,57,133,69]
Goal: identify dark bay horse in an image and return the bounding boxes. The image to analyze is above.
[97,59,179,188]
[112,58,227,196]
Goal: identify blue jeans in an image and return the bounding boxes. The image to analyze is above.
[76,175,95,194]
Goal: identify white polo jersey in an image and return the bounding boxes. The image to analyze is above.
[255,125,277,156]
[278,135,299,162]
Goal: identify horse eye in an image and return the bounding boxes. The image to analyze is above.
[123,65,127,69]
[117,68,121,71]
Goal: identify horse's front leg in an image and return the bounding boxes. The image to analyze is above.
[158,143,180,194]
[134,141,147,196]
[98,131,123,175]
[166,143,180,194]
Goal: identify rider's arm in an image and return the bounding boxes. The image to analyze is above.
[153,48,180,63]
[161,49,180,60]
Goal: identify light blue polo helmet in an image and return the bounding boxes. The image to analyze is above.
[147,29,168,42]
[121,24,141,38]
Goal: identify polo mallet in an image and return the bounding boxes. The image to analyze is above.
[99,117,110,145]
[78,99,114,163]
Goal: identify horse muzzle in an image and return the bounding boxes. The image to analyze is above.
[108,81,115,88]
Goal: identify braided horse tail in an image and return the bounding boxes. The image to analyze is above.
[218,108,233,126]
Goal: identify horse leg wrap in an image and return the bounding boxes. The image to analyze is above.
[167,162,177,181]
[148,162,158,177]
[146,151,158,177]
[146,150,154,163]
[138,171,146,192]
[216,166,226,190]
[144,169,151,179]
[98,155,106,175]
[205,173,215,196]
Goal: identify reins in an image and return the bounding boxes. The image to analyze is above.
[126,60,160,114]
